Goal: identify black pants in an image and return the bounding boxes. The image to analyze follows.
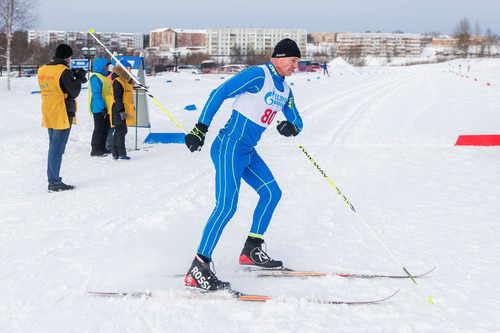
[112,125,127,157]
[91,113,110,153]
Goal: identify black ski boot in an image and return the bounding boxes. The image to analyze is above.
[184,255,231,291]
[239,237,283,269]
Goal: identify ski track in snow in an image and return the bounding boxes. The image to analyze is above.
[1,59,500,332]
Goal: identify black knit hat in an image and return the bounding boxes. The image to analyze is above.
[272,38,301,58]
[55,44,73,59]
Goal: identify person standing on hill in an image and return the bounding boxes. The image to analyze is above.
[38,43,87,192]
[89,58,112,157]
[183,38,303,292]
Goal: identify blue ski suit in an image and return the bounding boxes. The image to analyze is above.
[196,61,303,258]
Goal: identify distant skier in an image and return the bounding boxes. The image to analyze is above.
[183,38,304,291]
[323,62,329,75]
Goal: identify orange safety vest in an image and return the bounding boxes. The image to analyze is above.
[38,64,77,129]
[110,76,136,127]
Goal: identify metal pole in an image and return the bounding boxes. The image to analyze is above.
[135,88,139,150]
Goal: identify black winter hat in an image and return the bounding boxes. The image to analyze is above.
[55,44,73,59]
[272,38,301,58]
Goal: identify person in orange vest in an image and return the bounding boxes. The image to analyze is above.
[110,60,134,160]
[38,44,87,192]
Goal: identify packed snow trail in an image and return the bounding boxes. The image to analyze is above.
[1,60,500,332]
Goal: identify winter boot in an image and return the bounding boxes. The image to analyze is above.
[48,182,75,192]
[184,255,231,291]
[239,237,283,269]
[90,150,108,157]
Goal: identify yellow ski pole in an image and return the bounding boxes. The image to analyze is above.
[87,28,186,134]
[289,134,434,303]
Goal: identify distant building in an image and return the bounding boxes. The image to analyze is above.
[337,32,421,57]
[432,37,457,47]
[309,32,337,44]
[27,30,144,50]
[149,28,206,51]
[150,28,177,50]
[175,28,206,49]
[206,28,307,57]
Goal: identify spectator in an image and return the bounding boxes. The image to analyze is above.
[111,61,134,160]
[89,58,112,156]
[38,43,86,192]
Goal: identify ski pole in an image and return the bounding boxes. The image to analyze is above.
[87,28,186,134]
[289,135,434,303]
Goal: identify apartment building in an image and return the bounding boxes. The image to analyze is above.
[337,32,421,57]
[206,28,307,56]
[28,30,144,50]
[149,28,206,51]
[309,32,337,44]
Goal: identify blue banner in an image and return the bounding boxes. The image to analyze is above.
[70,59,89,70]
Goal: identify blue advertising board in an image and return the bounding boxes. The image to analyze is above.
[70,59,89,70]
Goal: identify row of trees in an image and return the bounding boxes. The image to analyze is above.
[452,17,499,57]
[134,46,274,74]
[1,0,36,90]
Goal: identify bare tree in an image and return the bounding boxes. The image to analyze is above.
[182,52,211,66]
[453,17,472,57]
[0,0,37,90]
[230,45,245,64]
[485,28,493,57]
[474,20,483,57]
[343,45,363,66]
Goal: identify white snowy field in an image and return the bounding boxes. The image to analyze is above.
[1,58,500,332]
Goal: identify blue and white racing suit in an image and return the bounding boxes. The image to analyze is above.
[197,61,303,258]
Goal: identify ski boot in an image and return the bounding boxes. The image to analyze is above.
[239,237,284,269]
[184,255,231,291]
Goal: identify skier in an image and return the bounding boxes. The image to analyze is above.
[183,38,303,291]
[38,44,86,192]
[88,58,112,157]
[323,62,329,75]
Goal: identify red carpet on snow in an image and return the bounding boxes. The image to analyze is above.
[455,135,500,146]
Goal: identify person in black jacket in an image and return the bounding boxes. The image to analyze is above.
[38,44,87,192]
[111,61,134,160]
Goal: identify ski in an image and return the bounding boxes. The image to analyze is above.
[88,288,399,305]
[164,266,435,280]
[88,291,153,298]
[244,266,436,279]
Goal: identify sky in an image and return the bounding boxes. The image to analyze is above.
[36,0,500,35]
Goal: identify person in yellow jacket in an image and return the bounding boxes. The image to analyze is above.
[88,58,112,156]
[38,44,87,192]
[110,60,134,160]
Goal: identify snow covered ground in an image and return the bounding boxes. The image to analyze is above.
[1,58,500,332]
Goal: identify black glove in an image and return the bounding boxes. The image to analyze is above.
[119,112,127,121]
[185,122,208,152]
[72,68,88,83]
[101,108,108,118]
[277,121,298,137]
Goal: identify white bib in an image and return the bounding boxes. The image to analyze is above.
[232,65,290,128]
